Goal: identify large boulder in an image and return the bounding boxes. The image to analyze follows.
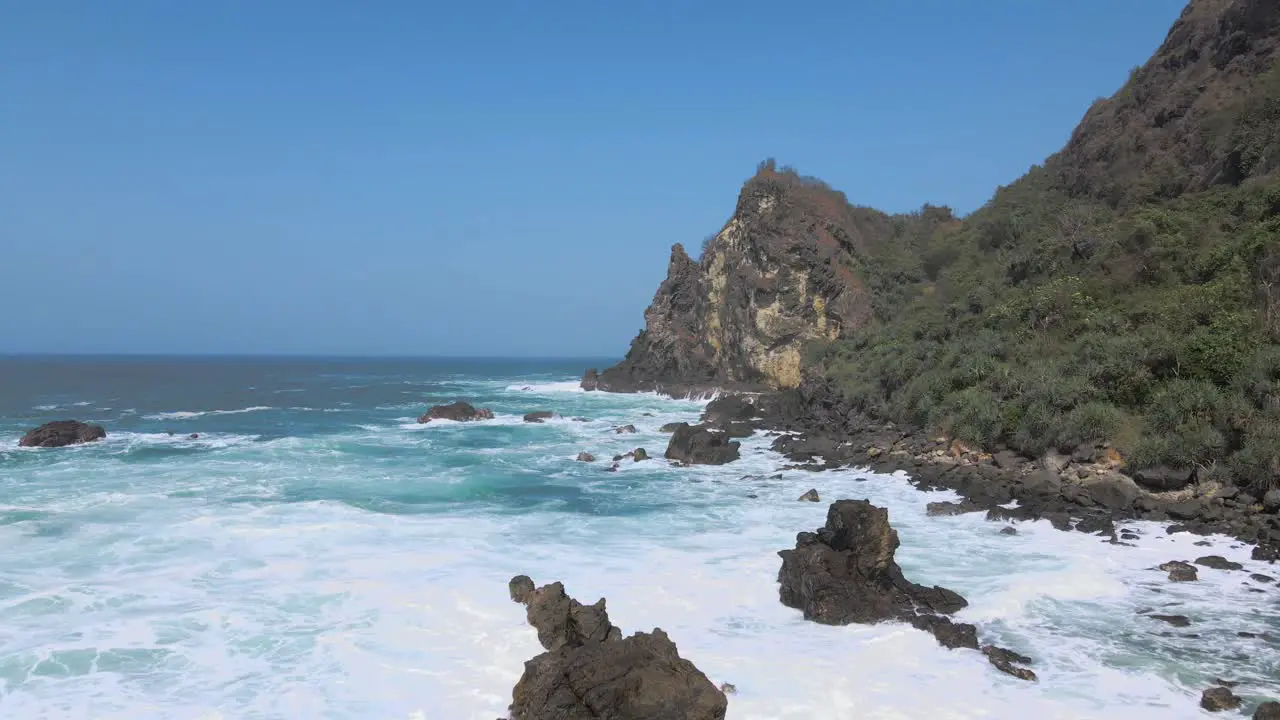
[665,423,741,465]
[417,401,494,423]
[700,395,759,425]
[19,420,106,448]
[1130,465,1195,492]
[524,411,555,423]
[777,499,968,625]
[1255,701,1280,719]
[507,575,727,720]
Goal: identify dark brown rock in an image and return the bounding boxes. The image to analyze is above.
[665,423,741,465]
[1160,560,1199,582]
[632,448,649,462]
[418,401,494,423]
[777,500,968,625]
[1254,701,1280,719]
[19,420,106,448]
[507,577,726,720]
[524,411,554,423]
[1131,466,1196,492]
[927,500,985,517]
[1201,686,1243,712]
[614,424,637,434]
[576,452,595,462]
[659,422,683,433]
[1147,614,1191,627]
[798,489,820,502]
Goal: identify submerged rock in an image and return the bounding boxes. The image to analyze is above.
[798,489,820,502]
[982,645,1037,681]
[576,452,595,463]
[665,423,741,465]
[632,448,649,462]
[523,411,554,423]
[1147,614,1191,627]
[1195,555,1244,571]
[614,424,637,434]
[19,420,106,448]
[507,576,727,720]
[418,401,494,423]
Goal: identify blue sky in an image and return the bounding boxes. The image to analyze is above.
[1,0,1187,357]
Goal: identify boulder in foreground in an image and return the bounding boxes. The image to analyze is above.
[417,401,494,423]
[665,423,741,465]
[19,420,106,448]
[507,575,727,720]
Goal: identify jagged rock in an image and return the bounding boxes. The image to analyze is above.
[777,500,968,625]
[576,452,595,463]
[19,420,106,448]
[910,614,979,650]
[524,411,554,423]
[1255,701,1280,719]
[632,448,649,462]
[507,576,726,720]
[1161,560,1199,582]
[1196,555,1244,571]
[659,422,683,433]
[614,424,637,434]
[718,683,736,695]
[665,423,741,465]
[1201,686,1243,712]
[418,401,494,423]
[798,489,820,502]
[982,646,1037,681]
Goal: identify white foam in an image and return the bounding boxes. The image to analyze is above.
[143,406,275,421]
[503,381,585,393]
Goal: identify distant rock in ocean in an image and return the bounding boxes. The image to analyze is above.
[417,401,494,423]
[506,575,727,720]
[19,420,106,448]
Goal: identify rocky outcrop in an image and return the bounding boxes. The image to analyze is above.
[524,411,554,423]
[777,500,1034,680]
[664,423,741,465]
[19,420,106,448]
[777,500,969,625]
[417,401,494,423]
[1255,701,1280,719]
[584,164,893,395]
[506,575,727,720]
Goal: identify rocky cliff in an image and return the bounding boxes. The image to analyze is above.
[584,162,895,395]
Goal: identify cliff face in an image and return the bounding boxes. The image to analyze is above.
[584,165,893,394]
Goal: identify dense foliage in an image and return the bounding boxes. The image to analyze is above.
[811,61,1280,494]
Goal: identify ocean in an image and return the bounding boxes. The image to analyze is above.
[0,356,1276,719]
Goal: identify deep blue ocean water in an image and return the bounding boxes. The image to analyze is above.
[0,356,1276,719]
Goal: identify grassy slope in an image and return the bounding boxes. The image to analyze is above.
[810,23,1280,494]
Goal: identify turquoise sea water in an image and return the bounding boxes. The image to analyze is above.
[0,356,1277,719]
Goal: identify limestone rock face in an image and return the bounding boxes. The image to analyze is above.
[585,166,893,394]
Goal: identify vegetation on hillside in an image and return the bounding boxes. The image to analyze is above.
[808,29,1280,494]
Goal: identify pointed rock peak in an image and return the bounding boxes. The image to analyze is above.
[669,242,695,266]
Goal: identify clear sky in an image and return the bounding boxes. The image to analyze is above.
[1,0,1187,357]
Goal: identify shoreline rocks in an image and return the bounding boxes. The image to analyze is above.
[19,420,106,448]
[523,411,554,423]
[506,575,727,720]
[417,401,494,424]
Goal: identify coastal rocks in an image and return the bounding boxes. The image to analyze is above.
[777,500,969,625]
[614,424,637,434]
[1147,614,1192,627]
[1265,489,1280,513]
[798,489,820,502]
[576,452,595,462]
[632,448,649,462]
[523,411,555,423]
[701,395,760,425]
[1161,560,1200,582]
[1131,465,1196,492]
[665,423,741,465]
[19,420,106,448]
[1196,555,1244,571]
[926,500,984,517]
[659,422,683,433]
[1201,686,1243,712]
[418,401,494,423]
[507,575,727,720]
